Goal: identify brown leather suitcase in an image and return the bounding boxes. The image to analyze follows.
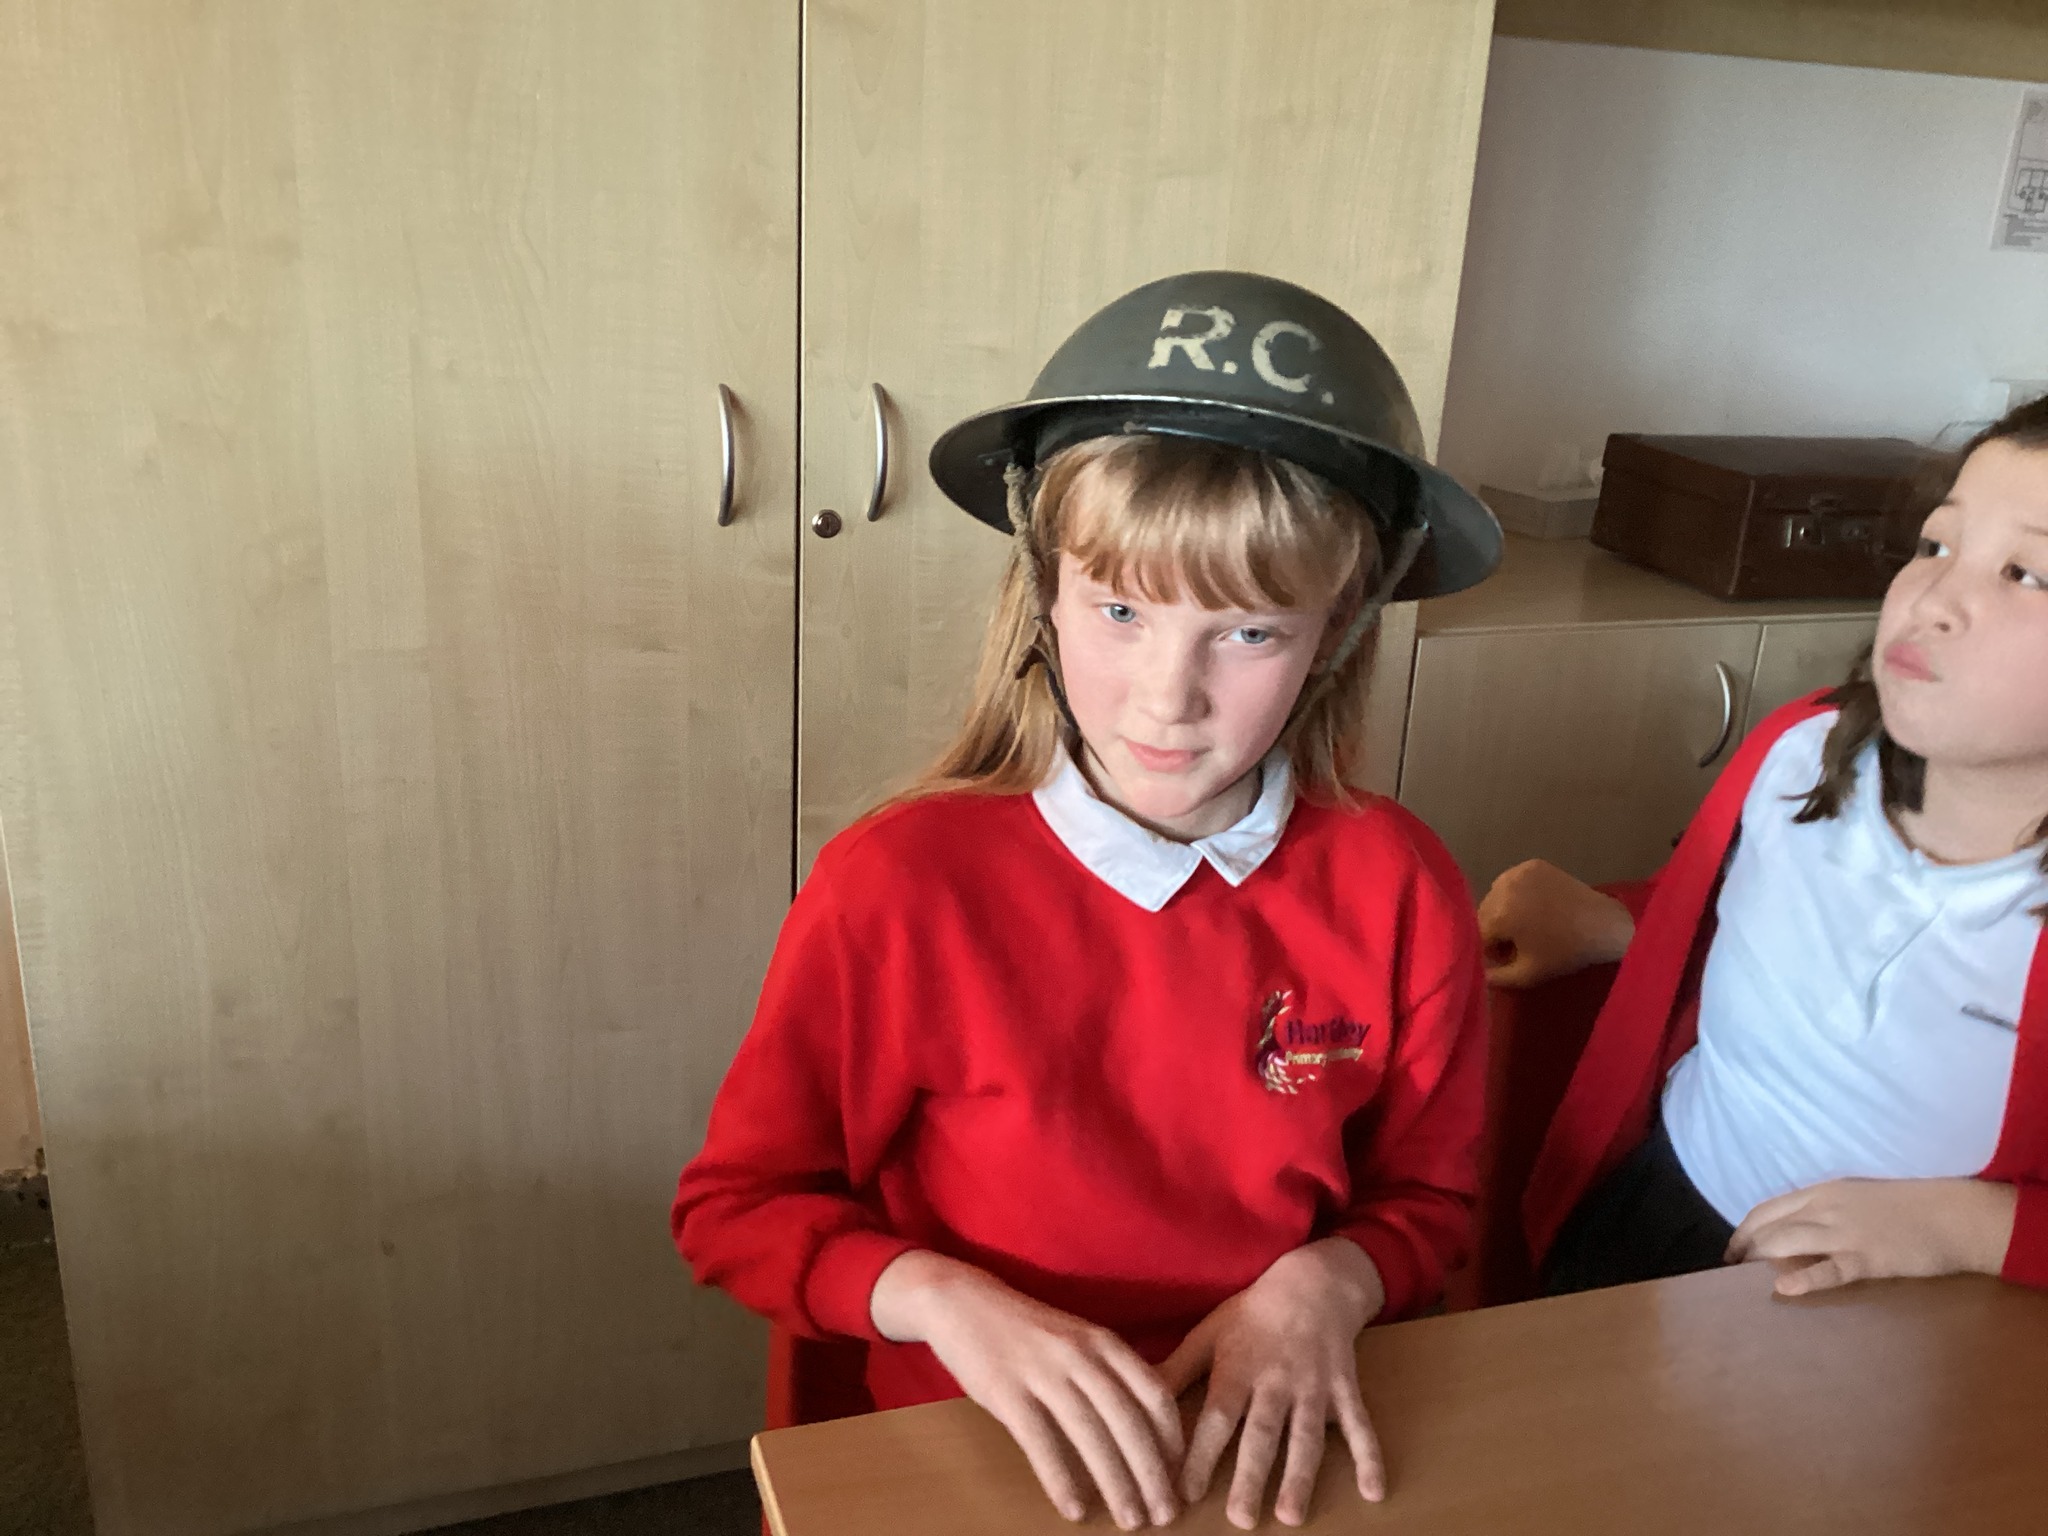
[1591,434,1934,601]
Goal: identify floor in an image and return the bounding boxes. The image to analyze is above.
[0,1181,760,1536]
[1,1182,91,1536]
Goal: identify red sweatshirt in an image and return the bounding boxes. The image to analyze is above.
[674,788,1488,1409]
[1524,694,2048,1290]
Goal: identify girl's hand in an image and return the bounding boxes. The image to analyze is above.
[1476,859,1634,989]
[1159,1239,1386,1530]
[869,1251,1184,1530]
[1725,1177,2020,1296]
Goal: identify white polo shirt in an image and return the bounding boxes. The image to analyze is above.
[1032,746,1294,911]
[1661,715,2044,1226]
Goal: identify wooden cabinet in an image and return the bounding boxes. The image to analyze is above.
[0,848,33,1178]
[1398,536,1878,893]
[1495,0,2048,86]
[1401,622,1763,891]
[795,0,1497,868]
[1747,617,1875,735]
[0,3,795,1531]
[1,2,1501,1531]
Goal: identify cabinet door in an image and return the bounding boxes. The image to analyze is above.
[0,4,795,1530]
[0,849,32,1176]
[1747,617,1878,734]
[1399,624,1762,892]
[798,0,1498,869]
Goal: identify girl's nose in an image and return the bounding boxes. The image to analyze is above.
[1907,560,1969,632]
[1134,641,1208,724]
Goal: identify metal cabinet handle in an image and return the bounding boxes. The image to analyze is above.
[717,384,739,527]
[1699,660,1736,768]
[864,383,891,522]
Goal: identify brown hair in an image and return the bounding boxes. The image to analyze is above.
[891,434,1379,808]
[1794,394,2048,891]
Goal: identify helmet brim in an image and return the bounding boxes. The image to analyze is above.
[927,393,1502,603]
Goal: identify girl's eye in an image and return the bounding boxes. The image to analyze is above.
[1232,626,1274,646]
[2005,562,2048,592]
[1915,537,1952,560]
[1103,603,1137,624]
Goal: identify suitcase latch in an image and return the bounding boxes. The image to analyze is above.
[1778,495,1877,552]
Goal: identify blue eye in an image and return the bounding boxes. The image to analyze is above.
[1234,627,1273,645]
[1104,603,1137,624]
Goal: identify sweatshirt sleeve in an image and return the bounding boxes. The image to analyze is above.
[1332,829,1491,1322]
[2000,1182,2048,1291]
[671,842,922,1342]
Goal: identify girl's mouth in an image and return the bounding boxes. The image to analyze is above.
[1124,741,1201,773]
[1881,641,1937,682]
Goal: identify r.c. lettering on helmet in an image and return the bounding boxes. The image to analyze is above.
[1251,319,1321,395]
[1147,305,1236,372]
[1147,306,1335,405]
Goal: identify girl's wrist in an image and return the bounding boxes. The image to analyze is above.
[1586,891,1636,966]
[1956,1180,2020,1276]
[868,1249,993,1344]
[1309,1237,1387,1333]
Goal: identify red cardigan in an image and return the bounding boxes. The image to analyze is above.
[675,788,1488,1409]
[1523,694,2048,1289]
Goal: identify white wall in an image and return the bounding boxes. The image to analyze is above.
[1438,38,2048,494]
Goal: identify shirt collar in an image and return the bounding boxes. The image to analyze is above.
[1032,744,1296,912]
[1823,743,2047,931]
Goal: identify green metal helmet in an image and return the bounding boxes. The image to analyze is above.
[928,270,1501,601]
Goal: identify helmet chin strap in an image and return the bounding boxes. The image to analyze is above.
[1284,521,1427,733]
[1004,460,1089,746]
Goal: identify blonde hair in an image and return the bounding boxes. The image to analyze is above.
[893,434,1382,808]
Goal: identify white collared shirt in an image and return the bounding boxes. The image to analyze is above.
[1663,715,2044,1226]
[1031,745,1296,912]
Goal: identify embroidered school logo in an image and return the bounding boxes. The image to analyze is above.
[1252,990,1372,1095]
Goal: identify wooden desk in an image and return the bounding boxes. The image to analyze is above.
[751,1263,2048,1535]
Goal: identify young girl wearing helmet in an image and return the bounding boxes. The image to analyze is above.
[676,272,1503,1530]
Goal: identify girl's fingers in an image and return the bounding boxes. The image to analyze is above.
[998,1397,1091,1524]
[1731,1217,1833,1263]
[1180,1390,1246,1505]
[1271,1397,1329,1527]
[1726,1204,1816,1260]
[1484,950,1534,989]
[1334,1378,1386,1502]
[1775,1255,1856,1296]
[1225,1389,1290,1531]
[1159,1310,1222,1398]
[1045,1382,1150,1532]
[1072,1357,1181,1525]
[1100,1341,1188,1463]
[1729,1189,1821,1255]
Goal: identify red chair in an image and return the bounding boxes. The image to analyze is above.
[765,1323,874,1430]
[763,963,1621,1425]
[1441,962,1617,1310]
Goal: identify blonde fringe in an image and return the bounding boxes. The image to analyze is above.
[888,435,1385,811]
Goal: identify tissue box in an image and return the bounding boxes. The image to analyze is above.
[1479,485,1599,541]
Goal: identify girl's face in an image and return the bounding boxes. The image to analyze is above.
[1875,439,2048,772]
[1048,553,1334,839]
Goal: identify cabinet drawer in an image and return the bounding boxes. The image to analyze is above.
[1747,618,1878,734]
[1399,623,1761,892]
